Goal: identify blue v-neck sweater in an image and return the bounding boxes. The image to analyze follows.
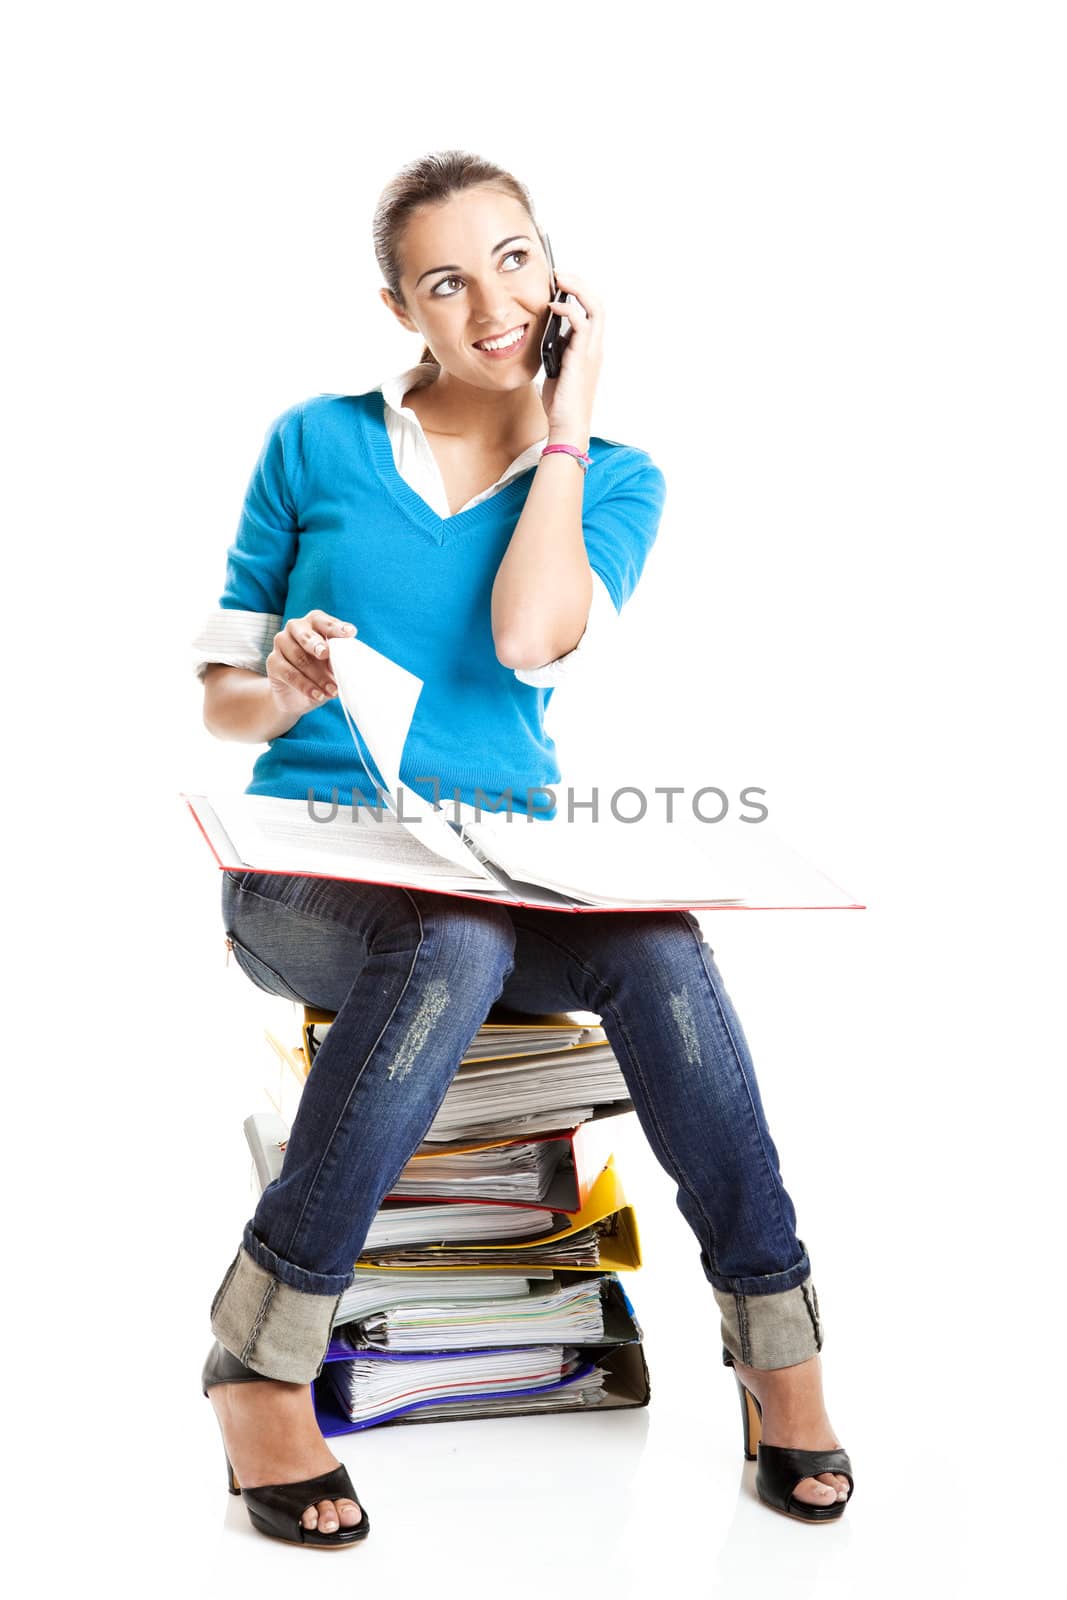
[219,390,666,815]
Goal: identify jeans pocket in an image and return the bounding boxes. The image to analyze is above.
[226,930,311,1005]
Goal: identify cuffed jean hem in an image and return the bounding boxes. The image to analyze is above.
[239,1221,354,1297]
[713,1274,823,1371]
[703,1239,813,1298]
[209,1244,346,1383]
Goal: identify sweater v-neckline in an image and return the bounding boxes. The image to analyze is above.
[358,390,538,544]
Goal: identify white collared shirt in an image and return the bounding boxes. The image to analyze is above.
[191,363,614,686]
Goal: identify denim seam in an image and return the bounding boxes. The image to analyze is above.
[680,915,800,1268]
[242,1277,277,1365]
[507,915,724,1279]
[276,887,427,1262]
[735,1292,751,1364]
[801,1280,823,1350]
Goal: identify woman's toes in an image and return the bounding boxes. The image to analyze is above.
[336,1498,362,1526]
[302,1504,319,1530]
[316,1498,339,1532]
[793,1476,839,1506]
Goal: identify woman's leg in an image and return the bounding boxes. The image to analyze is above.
[213,869,518,1375]
[501,907,816,1358]
[499,906,849,1509]
[207,869,516,1531]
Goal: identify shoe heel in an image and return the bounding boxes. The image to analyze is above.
[734,1373,763,1461]
[205,1388,242,1496]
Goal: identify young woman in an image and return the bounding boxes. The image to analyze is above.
[193,150,853,1549]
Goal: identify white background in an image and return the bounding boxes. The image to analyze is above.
[6,3,1064,1595]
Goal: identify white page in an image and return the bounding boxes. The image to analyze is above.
[462,813,861,909]
[325,636,486,874]
[326,635,421,798]
[463,812,745,904]
[330,1346,569,1423]
[203,792,501,890]
[364,1203,555,1248]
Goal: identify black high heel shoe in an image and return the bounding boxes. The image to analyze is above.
[722,1345,854,1523]
[202,1340,370,1548]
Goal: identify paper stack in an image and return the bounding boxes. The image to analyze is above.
[305,1007,636,1144]
[244,1006,652,1434]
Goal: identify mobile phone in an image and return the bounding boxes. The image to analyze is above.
[539,230,572,379]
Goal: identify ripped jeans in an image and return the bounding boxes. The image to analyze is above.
[209,870,823,1383]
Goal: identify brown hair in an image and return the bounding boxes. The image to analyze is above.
[373,150,540,367]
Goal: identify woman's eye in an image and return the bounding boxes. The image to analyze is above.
[430,251,528,297]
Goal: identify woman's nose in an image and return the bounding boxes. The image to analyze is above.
[471,287,517,323]
[473,303,512,327]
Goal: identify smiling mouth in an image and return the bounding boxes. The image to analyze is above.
[473,323,530,355]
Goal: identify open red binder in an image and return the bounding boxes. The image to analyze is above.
[183,790,864,912]
[185,637,864,911]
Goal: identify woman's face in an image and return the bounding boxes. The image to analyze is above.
[385,187,552,389]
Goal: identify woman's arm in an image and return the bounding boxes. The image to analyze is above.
[202,610,356,741]
[490,436,594,669]
[202,664,305,742]
[491,269,604,671]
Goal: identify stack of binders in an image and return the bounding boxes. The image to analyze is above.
[245,1006,651,1435]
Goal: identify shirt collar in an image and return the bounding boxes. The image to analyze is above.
[379,362,440,417]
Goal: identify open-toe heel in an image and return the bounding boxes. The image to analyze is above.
[202,1339,370,1548]
[721,1344,854,1523]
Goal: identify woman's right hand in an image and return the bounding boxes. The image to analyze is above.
[266,610,358,716]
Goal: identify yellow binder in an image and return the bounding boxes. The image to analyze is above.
[352,1155,641,1276]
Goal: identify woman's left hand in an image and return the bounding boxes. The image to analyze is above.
[540,268,604,442]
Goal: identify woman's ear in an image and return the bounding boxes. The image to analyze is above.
[380,287,419,335]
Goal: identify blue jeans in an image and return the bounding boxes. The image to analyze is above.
[209,870,823,1381]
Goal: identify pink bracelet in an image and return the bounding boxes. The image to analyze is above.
[541,442,592,472]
